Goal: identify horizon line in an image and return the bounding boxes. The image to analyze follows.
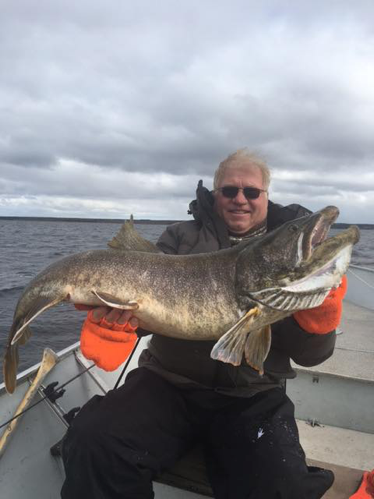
[0,215,373,228]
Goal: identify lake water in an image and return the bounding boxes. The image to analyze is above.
[0,219,373,382]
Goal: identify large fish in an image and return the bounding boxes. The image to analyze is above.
[3,206,359,393]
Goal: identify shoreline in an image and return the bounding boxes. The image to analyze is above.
[0,216,182,225]
[0,216,372,229]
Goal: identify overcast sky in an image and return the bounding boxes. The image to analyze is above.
[1,1,374,223]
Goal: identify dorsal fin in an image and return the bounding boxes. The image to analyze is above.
[108,215,159,253]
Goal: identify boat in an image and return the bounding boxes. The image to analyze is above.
[0,264,373,498]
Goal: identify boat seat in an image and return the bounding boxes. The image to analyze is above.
[50,434,364,497]
[156,444,365,498]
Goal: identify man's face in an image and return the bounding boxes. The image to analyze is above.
[214,163,268,235]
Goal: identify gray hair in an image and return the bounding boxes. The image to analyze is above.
[213,149,271,190]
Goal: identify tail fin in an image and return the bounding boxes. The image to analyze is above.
[3,316,24,394]
[3,343,19,394]
[4,294,66,393]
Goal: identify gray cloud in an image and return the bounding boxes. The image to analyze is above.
[1,0,374,222]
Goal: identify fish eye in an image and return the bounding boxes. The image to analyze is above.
[288,224,298,233]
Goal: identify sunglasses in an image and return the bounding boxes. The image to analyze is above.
[216,186,267,200]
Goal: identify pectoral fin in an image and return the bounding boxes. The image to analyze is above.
[92,290,139,310]
[249,288,328,311]
[17,325,31,346]
[11,294,67,346]
[210,307,261,366]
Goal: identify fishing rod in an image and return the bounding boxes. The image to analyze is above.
[0,362,96,431]
[0,336,141,431]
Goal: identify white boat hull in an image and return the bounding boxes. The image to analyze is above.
[1,265,373,498]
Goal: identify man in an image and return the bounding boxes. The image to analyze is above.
[62,149,346,498]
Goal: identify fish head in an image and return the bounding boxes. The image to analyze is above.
[236,206,360,311]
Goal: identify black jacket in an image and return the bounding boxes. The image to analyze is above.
[139,182,336,397]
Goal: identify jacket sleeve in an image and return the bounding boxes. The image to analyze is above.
[271,316,336,367]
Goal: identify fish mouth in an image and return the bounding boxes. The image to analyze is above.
[286,206,360,300]
[296,206,360,276]
[284,238,354,294]
[248,206,360,311]
[298,206,340,263]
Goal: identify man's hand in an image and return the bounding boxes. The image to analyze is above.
[293,275,347,334]
[75,305,138,371]
[85,306,138,329]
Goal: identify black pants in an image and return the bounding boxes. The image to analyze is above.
[61,367,334,499]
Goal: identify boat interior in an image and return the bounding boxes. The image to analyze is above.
[0,264,373,498]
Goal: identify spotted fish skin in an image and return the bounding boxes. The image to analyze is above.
[3,206,360,393]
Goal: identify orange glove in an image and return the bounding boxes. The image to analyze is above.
[76,306,138,371]
[293,275,347,334]
[350,470,374,498]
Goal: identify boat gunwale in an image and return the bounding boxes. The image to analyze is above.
[0,341,80,396]
[349,263,374,273]
[292,364,374,385]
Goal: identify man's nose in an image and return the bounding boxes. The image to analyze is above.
[233,189,247,204]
